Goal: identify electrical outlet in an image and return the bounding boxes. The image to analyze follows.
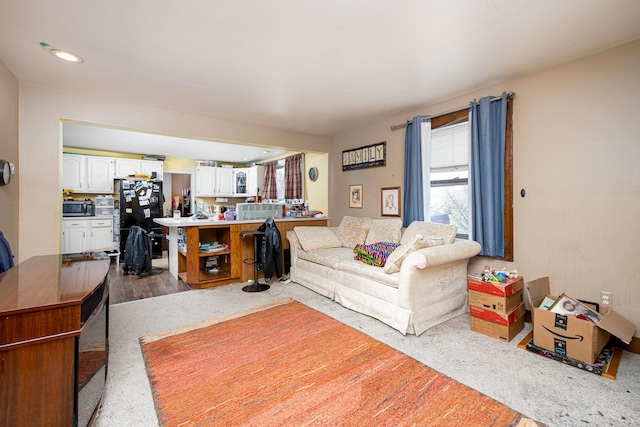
[600,291,612,307]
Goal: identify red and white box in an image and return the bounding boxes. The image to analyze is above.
[467,275,523,297]
[469,302,525,326]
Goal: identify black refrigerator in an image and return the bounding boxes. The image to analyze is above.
[116,178,164,260]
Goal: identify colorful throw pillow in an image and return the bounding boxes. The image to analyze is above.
[353,242,400,267]
[294,226,342,252]
[384,234,444,274]
[365,219,403,245]
[336,216,372,248]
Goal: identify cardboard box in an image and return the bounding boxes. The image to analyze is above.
[468,289,523,314]
[470,302,525,326]
[470,316,524,342]
[524,276,552,314]
[527,277,637,364]
[468,275,523,297]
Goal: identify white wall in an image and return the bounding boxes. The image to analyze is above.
[18,87,330,263]
[330,40,640,330]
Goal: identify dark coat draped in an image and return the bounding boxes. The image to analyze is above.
[258,217,282,280]
[122,226,151,276]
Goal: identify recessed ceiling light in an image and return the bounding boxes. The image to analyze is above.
[51,49,83,63]
[40,42,83,63]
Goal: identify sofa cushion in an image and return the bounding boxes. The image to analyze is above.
[336,216,372,248]
[296,246,354,267]
[365,218,403,245]
[384,234,445,274]
[400,221,458,246]
[294,226,342,252]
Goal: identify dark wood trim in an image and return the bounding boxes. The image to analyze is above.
[502,97,515,261]
[430,109,469,128]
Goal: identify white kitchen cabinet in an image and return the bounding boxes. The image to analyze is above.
[62,218,114,254]
[86,156,114,193]
[246,165,264,197]
[233,168,248,197]
[114,158,140,178]
[62,219,89,254]
[63,154,114,194]
[114,158,163,180]
[62,154,87,192]
[90,218,115,250]
[196,165,263,197]
[196,166,216,196]
[140,160,164,181]
[216,167,234,196]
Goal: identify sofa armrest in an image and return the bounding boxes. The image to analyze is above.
[401,239,482,271]
[286,230,303,268]
[396,239,481,314]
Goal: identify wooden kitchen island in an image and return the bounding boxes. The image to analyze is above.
[155,217,328,288]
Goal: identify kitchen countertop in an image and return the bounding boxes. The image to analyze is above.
[154,216,328,227]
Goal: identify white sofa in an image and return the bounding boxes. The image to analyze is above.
[286,217,482,335]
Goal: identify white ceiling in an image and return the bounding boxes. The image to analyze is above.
[1,1,640,162]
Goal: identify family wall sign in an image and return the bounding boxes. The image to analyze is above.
[342,141,386,171]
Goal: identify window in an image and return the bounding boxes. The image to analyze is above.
[422,100,514,260]
[429,121,470,238]
[274,156,305,203]
[276,159,285,202]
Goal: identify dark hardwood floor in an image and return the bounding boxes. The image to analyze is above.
[108,255,190,304]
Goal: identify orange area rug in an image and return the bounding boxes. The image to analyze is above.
[140,298,539,426]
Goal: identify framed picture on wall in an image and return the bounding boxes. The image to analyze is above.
[381,187,400,217]
[349,184,363,208]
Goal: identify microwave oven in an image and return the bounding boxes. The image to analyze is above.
[63,200,94,217]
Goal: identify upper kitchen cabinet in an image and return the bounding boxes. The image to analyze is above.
[246,165,264,197]
[62,154,114,193]
[233,168,248,197]
[62,154,86,191]
[114,158,163,180]
[196,165,264,198]
[196,166,216,196]
[140,160,164,181]
[86,157,114,193]
[216,167,234,196]
[114,158,139,178]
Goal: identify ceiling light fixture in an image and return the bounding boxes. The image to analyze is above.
[40,42,83,63]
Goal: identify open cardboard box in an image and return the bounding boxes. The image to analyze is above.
[526,277,636,364]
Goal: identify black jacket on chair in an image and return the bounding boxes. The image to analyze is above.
[122,226,151,276]
[258,217,282,281]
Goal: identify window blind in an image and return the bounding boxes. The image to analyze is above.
[430,121,469,171]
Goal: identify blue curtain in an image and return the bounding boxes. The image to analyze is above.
[470,92,507,256]
[403,116,428,227]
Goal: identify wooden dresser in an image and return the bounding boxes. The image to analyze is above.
[0,254,110,426]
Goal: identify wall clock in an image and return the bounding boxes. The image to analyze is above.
[308,167,318,182]
[0,160,13,186]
